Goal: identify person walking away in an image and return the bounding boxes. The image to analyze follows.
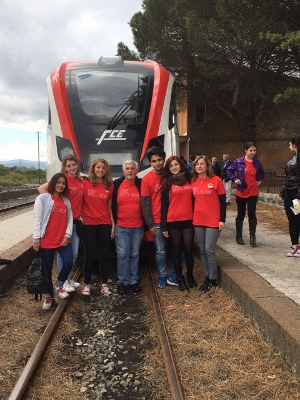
[112,160,144,295]
[187,155,196,171]
[81,158,115,296]
[221,153,233,205]
[279,135,300,256]
[211,156,221,177]
[227,142,265,247]
[141,147,178,288]
[161,156,196,291]
[38,154,83,292]
[191,155,226,291]
[33,173,73,310]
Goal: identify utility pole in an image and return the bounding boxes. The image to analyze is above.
[36,131,41,184]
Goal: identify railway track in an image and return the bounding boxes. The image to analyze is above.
[7,256,184,400]
[0,201,35,216]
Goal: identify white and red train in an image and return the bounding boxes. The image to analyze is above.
[45,56,179,179]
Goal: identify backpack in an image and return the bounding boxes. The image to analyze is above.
[27,258,53,301]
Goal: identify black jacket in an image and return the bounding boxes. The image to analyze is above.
[221,160,233,182]
[212,162,221,177]
[280,155,300,198]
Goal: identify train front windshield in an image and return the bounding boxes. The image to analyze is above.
[66,68,152,176]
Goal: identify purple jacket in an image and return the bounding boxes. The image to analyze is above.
[226,157,265,193]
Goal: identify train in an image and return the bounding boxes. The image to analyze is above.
[45,56,179,180]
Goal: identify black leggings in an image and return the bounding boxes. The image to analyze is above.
[283,189,300,245]
[236,195,258,220]
[168,221,194,278]
[82,224,111,284]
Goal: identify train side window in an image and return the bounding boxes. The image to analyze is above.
[194,102,206,123]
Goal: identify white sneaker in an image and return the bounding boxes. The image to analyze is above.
[67,279,80,288]
[63,281,76,292]
[55,286,69,299]
[287,247,298,257]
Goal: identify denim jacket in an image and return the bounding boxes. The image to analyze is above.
[226,157,265,193]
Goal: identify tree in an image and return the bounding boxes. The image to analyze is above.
[116,42,141,61]
[126,0,300,142]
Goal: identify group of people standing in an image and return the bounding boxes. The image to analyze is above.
[33,137,300,311]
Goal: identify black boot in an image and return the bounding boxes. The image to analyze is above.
[199,277,209,291]
[177,276,188,291]
[187,273,197,288]
[249,218,257,247]
[235,219,245,245]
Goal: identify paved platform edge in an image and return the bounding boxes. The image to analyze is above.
[0,236,34,294]
[216,245,300,378]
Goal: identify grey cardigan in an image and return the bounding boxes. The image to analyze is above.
[33,193,73,244]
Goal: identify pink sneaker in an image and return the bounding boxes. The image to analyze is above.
[55,286,69,299]
[82,284,91,296]
[101,285,111,295]
[42,296,53,310]
[287,247,298,257]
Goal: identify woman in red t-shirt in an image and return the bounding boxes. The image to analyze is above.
[161,156,195,291]
[38,154,84,292]
[33,173,73,310]
[81,158,115,296]
[191,155,226,292]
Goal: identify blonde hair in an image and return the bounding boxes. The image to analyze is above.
[191,155,214,180]
[88,158,113,189]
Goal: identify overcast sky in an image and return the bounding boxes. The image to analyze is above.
[0,0,142,161]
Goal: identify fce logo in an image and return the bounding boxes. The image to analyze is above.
[95,130,126,145]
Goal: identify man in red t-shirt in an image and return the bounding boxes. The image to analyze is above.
[141,147,178,289]
[112,160,144,295]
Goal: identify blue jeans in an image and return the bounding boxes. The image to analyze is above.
[153,224,168,278]
[194,226,220,280]
[40,244,73,291]
[115,226,144,285]
[57,225,80,272]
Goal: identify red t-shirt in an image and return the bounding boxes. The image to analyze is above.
[81,180,113,225]
[192,176,225,228]
[167,183,193,222]
[40,196,69,248]
[236,159,259,198]
[141,170,162,223]
[65,175,84,219]
[117,180,143,228]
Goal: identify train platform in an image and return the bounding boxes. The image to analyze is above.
[1,206,300,376]
[216,208,300,377]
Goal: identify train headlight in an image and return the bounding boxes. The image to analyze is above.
[56,137,75,162]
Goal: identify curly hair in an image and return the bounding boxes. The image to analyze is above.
[191,155,214,180]
[47,173,68,196]
[160,156,191,190]
[88,158,113,190]
[61,154,81,177]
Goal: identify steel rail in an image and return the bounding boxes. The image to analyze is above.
[8,265,82,400]
[0,201,35,214]
[146,260,184,400]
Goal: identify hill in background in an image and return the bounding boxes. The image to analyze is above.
[0,159,46,170]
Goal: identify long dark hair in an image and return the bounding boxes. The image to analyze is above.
[47,173,68,196]
[160,156,191,190]
[244,142,257,151]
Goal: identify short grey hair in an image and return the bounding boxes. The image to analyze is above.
[122,160,138,169]
[223,153,230,158]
